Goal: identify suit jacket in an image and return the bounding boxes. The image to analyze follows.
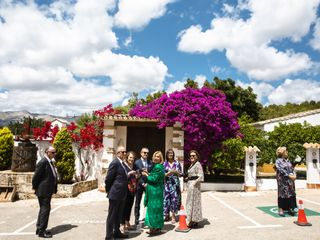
[32,157,58,197]
[105,158,128,201]
[134,158,153,188]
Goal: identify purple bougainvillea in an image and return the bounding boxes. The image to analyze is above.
[129,87,240,166]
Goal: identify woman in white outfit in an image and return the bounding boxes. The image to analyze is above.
[185,150,204,228]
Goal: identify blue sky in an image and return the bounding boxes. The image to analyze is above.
[0,0,320,116]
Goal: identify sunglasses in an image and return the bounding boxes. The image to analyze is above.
[190,154,196,157]
[50,152,56,154]
[142,152,149,154]
[118,151,127,154]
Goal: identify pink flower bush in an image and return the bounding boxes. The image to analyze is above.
[130,87,240,165]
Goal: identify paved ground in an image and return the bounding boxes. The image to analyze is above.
[0,189,319,240]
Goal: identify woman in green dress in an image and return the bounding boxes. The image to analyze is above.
[142,151,165,234]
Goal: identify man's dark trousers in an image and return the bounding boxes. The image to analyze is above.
[106,199,125,239]
[36,196,52,232]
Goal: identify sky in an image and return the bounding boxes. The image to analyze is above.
[0,0,320,116]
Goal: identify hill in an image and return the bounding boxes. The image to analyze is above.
[0,110,77,126]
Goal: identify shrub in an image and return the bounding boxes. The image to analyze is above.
[0,127,14,170]
[130,87,240,165]
[53,128,75,183]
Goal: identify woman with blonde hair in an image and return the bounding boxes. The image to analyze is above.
[275,147,297,217]
[142,151,165,234]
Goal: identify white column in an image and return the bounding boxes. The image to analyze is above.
[244,146,260,191]
[303,143,320,189]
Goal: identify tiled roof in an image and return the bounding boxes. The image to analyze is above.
[252,108,320,126]
[103,114,158,122]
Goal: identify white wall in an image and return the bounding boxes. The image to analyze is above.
[263,112,320,132]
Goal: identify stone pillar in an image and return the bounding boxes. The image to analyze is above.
[244,146,260,192]
[100,120,116,185]
[172,122,184,189]
[303,143,320,189]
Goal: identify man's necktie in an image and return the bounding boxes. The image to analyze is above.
[49,160,57,180]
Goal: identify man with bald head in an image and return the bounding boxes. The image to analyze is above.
[32,146,58,238]
[105,146,129,239]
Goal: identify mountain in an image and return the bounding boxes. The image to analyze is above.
[0,110,77,126]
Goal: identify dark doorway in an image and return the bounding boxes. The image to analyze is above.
[127,126,165,159]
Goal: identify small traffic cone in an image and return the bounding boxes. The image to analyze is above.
[294,200,312,226]
[175,205,191,232]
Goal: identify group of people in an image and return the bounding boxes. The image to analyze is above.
[104,146,204,239]
[30,144,298,239]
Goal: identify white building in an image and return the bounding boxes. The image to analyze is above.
[252,108,320,132]
[51,118,69,130]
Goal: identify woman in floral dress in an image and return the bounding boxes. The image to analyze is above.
[185,150,204,228]
[275,147,297,216]
[142,151,165,234]
[163,149,182,224]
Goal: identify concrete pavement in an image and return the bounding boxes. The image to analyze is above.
[0,189,319,240]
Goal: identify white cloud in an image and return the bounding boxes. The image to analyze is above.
[268,79,320,104]
[114,0,176,30]
[194,75,206,87]
[70,50,168,92]
[236,80,274,103]
[166,81,185,93]
[210,66,221,74]
[178,0,320,81]
[310,19,320,50]
[0,0,169,115]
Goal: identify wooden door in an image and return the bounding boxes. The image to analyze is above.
[127,126,165,159]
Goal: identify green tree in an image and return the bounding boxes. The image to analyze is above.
[7,117,44,136]
[207,77,262,121]
[76,113,97,128]
[212,116,268,172]
[141,90,166,105]
[259,122,320,165]
[259,101,320,120]
[184,78,199,89]
[0,127,14,170]
[53,128,75,183]
[127,92,139,109]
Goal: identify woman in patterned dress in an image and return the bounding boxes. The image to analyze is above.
[185,150,204,228]
[163,149,182,224]
[142,151,165,234]
[275,147,297,216]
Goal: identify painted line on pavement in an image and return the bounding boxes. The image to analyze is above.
[0,232,34,236]
[208,192,282,229]
[298,197,320,206]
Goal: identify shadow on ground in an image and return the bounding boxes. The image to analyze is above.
[51,224,78,235]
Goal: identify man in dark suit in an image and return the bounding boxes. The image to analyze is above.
[32,146,58,238]
[105,146,129,240]
[133,147,153,226]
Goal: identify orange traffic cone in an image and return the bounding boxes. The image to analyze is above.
[294,200,312,226]
[175,205,191,232]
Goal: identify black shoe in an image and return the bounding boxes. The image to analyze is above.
[288,210,295,216]
[38,231,52,238]
[113,232,128,239]
[36,229,39,235]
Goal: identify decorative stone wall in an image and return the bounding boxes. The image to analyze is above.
[0,170,97,200]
